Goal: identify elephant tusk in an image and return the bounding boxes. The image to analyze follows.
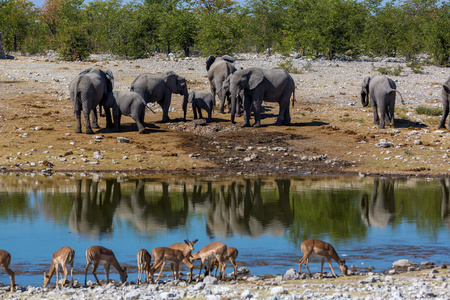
[146,103,156,114]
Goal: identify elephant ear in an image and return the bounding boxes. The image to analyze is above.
[222,55,235,64]
[247,68,265,90]
[362,75,371,92]
[163,71,178,93]
[104,69,114,92]
[188,91,195,103]
[206,55,216,71]
[443,84,450,94]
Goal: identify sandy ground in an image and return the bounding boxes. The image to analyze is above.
[1,53,450,176]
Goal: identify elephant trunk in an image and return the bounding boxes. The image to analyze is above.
[183,93,188,120]
[361,91,369,107]
[230,90,237,124]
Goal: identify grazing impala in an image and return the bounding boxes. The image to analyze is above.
[84,246,128,285]
[191,241,228,280]
[150,240,196,282]
[298,239,348,278]
[209,246,239,279]
[136,249,151,284]
[154,239,197,282]
[43,246,75,288]
[0,250,15,292]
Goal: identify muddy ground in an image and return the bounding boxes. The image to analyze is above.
[1,53,449,176]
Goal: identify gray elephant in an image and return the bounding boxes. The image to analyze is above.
[361,75,405,129]
[130,71,188,122]
[228,67,295,127]
[69,68,114,134]
[438,77,450,129]
[222,73,243,117]
[103,91,155,134]
[187,90,214,122]
[206,55,236,114]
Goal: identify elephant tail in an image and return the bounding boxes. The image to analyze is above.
[390,89,405,105]
[292,87,296,108]
[146,103,156,114]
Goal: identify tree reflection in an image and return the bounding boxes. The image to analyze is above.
[360,178,396,228]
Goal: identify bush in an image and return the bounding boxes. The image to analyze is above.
[407,61,425,74]
[375,65,403,76]
[277,58,300,74]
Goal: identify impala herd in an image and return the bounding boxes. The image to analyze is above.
[0,239,348,291]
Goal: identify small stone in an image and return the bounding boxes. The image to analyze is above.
[93,151,104,159]
[117,137,130,143]
[414,140,423,145]
[93,135,103,139]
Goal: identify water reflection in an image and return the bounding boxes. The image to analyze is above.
[439,179,450,227]
[206,179,293,238]
[360,178,396,228]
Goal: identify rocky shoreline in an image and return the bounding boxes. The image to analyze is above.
[1,260,448,299]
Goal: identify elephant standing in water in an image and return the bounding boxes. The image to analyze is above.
[228,67,295,127]
[69,68,114,134]
[206,55,236,113]
[360,75,405,129]
[130,71,188,122]
[438,77,450,129]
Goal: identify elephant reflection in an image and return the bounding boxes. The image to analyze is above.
[206,179,293,237]
[69,179,120,237]
[360,178,396,227]
[114,180,189,232]
[439,179,450,227]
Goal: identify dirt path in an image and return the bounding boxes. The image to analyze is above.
[0,54,449,176]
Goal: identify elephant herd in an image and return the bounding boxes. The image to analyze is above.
[69,56,450,134]
[68,55,296,134]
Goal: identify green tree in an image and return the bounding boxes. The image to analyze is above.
[0,0,38,52]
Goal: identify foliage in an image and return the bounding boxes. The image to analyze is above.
[407,60,425,73]
[374,64,403,76]
[415,105,442,116]
[2,0,450,61]
[277,58,300,74]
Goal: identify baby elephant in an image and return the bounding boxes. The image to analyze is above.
[186,90,215,122]
[103,91,154,133]
[438,77,450,129]
[361,75,405,129]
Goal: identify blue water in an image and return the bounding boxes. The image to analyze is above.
[0,175,449,287]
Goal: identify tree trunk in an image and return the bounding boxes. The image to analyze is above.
[0,32,6,59]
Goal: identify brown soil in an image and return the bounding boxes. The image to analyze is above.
[0,55,448,177]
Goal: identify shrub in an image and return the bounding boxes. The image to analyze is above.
[407,61,425,74]
[415,106,442,116]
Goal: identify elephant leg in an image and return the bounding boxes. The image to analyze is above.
[75,111,82,133]
[134,117,145,134]
[439,100,449,129]
[378,107,386,129]
[372,101,380,125]
[160,97,171,122]
[242,96,252,127]
[198,108,203,119]
[226,94,232,113]
[193,104,198,120]
[103,106,114,129]
[91,108,100,129]
[218,90,226,114]
[253,100,262,127]
[207,110,212,123]
[84,111,94,134]
[113,114,121,132]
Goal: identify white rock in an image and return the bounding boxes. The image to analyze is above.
[271,286,287,295]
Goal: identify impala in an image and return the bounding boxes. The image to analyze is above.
[298,239,348,278]
[136,249,151,284]
[191,241,228,280]
[150,239,196,282]
[209,246,239,279]
[84,246,128,285]
[154,239,197,282]
[43,246,75,288]
[0,250,15,292]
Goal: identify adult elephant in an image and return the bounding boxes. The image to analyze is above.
[229,67,295,127]
[438,77,450,129]
[130,71,188,122]
[361,75,405,129]
[206,55,236,113]
[69,68,114,134]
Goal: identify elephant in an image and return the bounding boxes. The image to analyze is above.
[69,68,114,134]
[360,75,405,129]
[186,90,214,122]
[206,55,237,114]
[222,73,243,117]
[103,91,155,134]
[438,77,450,129]
[130,71,188,122]
[228,67,295,127]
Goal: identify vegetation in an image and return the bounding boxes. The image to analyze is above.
[1,0,450,63]
[374,64,404,76]
[415,105,442,116]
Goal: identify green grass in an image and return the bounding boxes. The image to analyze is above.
[340,117,364,123]
[415,105,442,116]
[375,65,403,76]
